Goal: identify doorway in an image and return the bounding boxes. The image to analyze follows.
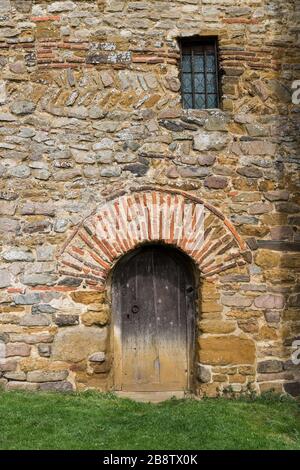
[112,245,196,392]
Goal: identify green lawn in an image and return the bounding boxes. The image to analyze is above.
[0,391,299,450]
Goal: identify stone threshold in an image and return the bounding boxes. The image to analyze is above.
[115,391,193,403]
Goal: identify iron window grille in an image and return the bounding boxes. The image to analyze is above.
[180,37,220,110]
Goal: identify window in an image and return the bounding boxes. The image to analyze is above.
[180,37,220,109]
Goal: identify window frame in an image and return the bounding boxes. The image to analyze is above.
[179,37,221,110]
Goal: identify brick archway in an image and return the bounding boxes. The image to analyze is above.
[58,188,251,287]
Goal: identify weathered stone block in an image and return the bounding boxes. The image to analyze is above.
[22,273,58,286]
[288,294,300,308]
[20,202,55,217]
[38,344,51,358]
[254,294,285,310]
[39,381,74,392]
[6,381,39,391]
[0,201,16,216]
[178,167,211,178]
[193,131,229,151]
[71,291,106,305]
[257,360,283,374]
[264,311,281,323]
[196,364,211,383]
[6,343,31,357]
[2,249,34,262]
[199,320,236,334]
[221,294,252,308]
[4,371,26,381]
[20,314,51,327]
[0,270,11,288]
[7,165,31,179]
[14,293,41,305]
[11,101,36,115]
[9,333,53,344]
[89,352,106,363]
[32,304,56,315]
[54,314,79,326]
[204,176,228,189]
[27,370,68,383]
[48,1,75,12]
[52,326,107,363]
[82,308,110,327]
[254,250,281,269]
[199,336,255,366]
[284,382,300,397]
[248,203,273,215]
[237,167,263,178]
[0,360,17,372]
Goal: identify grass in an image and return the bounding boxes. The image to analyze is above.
[0,390,299,450]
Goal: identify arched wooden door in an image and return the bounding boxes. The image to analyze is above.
[112,245,196,392]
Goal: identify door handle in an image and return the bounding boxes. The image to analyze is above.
[132,305,139,314]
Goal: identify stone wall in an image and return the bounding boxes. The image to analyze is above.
[0,0,299,397]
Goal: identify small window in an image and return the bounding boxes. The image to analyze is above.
[180,37,220,109]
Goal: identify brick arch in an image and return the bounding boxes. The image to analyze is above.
[58,188,251,287]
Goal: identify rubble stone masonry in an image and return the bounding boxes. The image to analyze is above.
[0,0,300,397]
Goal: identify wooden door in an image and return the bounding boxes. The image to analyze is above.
[112,245,195,392]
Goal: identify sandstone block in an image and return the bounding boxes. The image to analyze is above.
[82,308,110,327]
[199,320,236,334]
[254,250,281,269]
[71,291,106,305]
[199,336,255,365]
[52,326,107,363]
